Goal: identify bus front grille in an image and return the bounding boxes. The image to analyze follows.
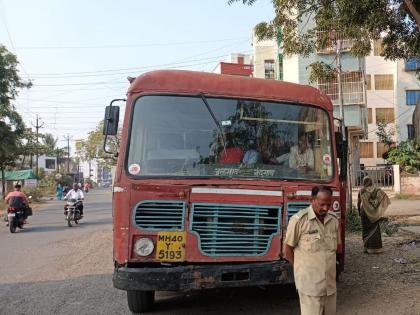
[286,202,310,223]
[191,203,281,256]
[133,200,185,231]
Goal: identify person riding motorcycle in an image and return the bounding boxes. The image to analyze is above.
[64,183,85,216]
[5,184,30,226]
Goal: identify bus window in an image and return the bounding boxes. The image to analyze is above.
[127,95,333,180]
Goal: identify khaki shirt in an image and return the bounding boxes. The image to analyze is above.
[285,205,340,296]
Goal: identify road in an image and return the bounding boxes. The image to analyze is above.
[0,189,419,315]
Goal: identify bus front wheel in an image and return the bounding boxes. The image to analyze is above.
[127,290,155,313]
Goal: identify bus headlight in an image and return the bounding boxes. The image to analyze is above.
[134,238,154,257]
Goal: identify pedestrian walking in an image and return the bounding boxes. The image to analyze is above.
[55,183,63,200]
[284,185,340,315]
[357,176,390,254]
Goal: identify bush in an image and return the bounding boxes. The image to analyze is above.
[380,218,400,236]
[22,186,43,202]
[346,207,362,232]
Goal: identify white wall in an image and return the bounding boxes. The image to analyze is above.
[252,32,278,79]
[38,155,57,172]
[226,53,252,64]
[361,51,397,166]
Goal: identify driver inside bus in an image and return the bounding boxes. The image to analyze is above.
[289,134,314,173]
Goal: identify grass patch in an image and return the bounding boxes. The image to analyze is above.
[394,193,420,200]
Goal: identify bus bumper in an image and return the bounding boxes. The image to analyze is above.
[113,260,294,291]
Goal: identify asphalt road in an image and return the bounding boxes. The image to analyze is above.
[0,189,300,315]
[2,190,418,315]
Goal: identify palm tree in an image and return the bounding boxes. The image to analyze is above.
[42,133,58,156]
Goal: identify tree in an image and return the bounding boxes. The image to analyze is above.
[229,0,420,77]
[0,45,31,198]
[387,140,420,173]
[42,133,58,156]
[18,128,37,169]
[75,120,120,172]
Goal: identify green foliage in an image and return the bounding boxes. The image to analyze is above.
[307,61,337,83]
[380,218,400,236]
[0,45,31,180]
[22,186,43,202]
[346,207,362,232]
[375,121,395,148]
[229,0,420,78]
[386,140,420,173]
[76,120,120,168]
[41,133,58,156]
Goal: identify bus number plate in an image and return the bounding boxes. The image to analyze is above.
[156,232,186,262]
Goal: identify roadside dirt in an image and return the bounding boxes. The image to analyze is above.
[338,232,420,315]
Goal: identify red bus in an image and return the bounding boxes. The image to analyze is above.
[103,70,348,313]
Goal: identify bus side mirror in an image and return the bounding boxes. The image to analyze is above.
[335,132,345,159]
[103,106,120,135]
[335,132,348,180]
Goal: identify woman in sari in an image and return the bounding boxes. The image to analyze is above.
[357,176,391,253]
[55,183,63,200]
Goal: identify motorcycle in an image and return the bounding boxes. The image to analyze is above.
[7,196,32,233]
[64,198,83,227]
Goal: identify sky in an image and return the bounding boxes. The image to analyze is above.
[0,0,274,155]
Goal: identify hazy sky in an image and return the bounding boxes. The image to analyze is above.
[0,0,274,152]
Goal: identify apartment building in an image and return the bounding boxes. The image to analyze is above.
[360,41,420,167]
[212,53,253,77]
[270,21,367,180]
[251,33,283,80]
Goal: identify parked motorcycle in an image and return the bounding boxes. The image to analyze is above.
[64,198,83,227]
[7,196,32,233]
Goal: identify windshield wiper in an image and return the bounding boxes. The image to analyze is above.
[199,93,227,155]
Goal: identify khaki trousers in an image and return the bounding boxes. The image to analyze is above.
[298,292,336,315]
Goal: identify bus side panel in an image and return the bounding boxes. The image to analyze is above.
[113,187,131,265]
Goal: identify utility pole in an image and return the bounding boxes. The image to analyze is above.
[336,40,345,137]
[63,134,73,174]
[31,115,44,178]
[336,39,352,211]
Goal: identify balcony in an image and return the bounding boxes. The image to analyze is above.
[317,71,367,131]
[405,58,420,71]
[317,71,365,106]
[316,30,353,54]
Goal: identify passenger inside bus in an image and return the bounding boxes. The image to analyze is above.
[288,133,314,172]
[217,131,244,165]
[242,140,261,165]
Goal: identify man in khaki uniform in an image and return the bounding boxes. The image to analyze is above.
[284,186,340,315]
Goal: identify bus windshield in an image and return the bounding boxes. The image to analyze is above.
[127,95,334,181]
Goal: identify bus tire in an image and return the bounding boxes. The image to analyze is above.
[127,290,154,313]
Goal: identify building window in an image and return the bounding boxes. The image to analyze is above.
[237,56,244,64]
[374,74,393,90]
[365,74,371,90]
[45,158,56,170]
[407,124,415,139]
[406,90,420,106]
[264,60,275,79]
[376,108,395,124]
[360,142,374,158]
[377,142,395,158]
[405,58,420,71]
[368,108,373,124]
[373,39,383,56]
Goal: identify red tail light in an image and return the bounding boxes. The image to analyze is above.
[7,207,16,213]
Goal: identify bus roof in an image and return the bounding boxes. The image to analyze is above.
[128,70,333,111]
